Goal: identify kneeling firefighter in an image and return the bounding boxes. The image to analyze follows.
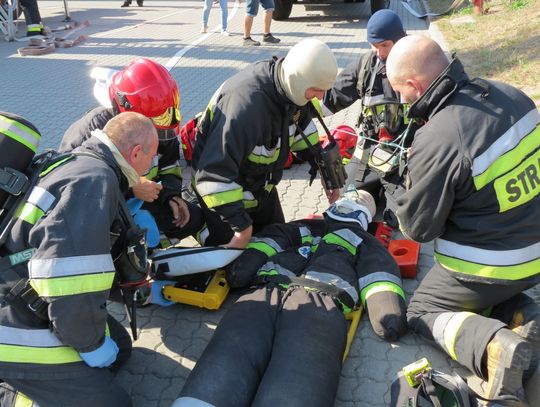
[173,188,407,407]
[0,111,155,407]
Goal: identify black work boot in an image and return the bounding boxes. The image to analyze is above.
[121,0,131,7]
[136,0,144,6]
[484,328,532,403]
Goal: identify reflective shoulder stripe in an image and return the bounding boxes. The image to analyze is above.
[360,281,405,306]
[433,312,474,361]
[435,238,540,266]
[472,109,540,181]
[358,271,402,291]
[39,156,73,177]
[323,229,363,256]
[29,254,115,279]
[247,237,283,257]
[304,271,359,305]
[14,185,56,225]
[0,115,41,153]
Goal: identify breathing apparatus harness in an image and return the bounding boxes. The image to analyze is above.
[295,101,347,190]
[0,150,149,339]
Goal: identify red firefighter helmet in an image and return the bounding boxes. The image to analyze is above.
[109,58,181,130]
[321,124,358,161]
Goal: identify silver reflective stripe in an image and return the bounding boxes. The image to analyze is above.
[333,228,363,247]
[196,180,241,196]
[243,191,256,201]
[435,238,540,266]
[433,312,454,352]
[27,186,55,212]
[160,162,180,172]
[261,261,296,277]
[358,271,402,290]
[302,120,317,136]
[299,226,312,239]
[171,397,216,407]
[363,94,386,106]
[319,101,333,117]
[304,270,359,304]
[251,139,281,157]
[251,237,283,253]
[0,326,63,347]
[472,109,540,177]
[29,254,114,279]
[0,115,40,151]
[289,124,296,135]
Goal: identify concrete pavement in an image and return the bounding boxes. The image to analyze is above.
[1,1,538,406]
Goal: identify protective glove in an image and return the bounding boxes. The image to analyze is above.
[127,198,160,248]
[79,336,119,368]
[148,280,176,307]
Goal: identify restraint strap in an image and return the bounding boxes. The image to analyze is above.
[254,274,355,311]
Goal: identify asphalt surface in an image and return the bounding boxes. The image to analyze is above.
[1,1,538,406]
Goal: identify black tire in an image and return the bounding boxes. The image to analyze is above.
[273,0,293,20]
[370,0,389,13]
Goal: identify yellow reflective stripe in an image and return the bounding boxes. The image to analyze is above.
[248,149,280,164]
[0,115,41,153]
[493,149,540,212]
[435,252,540,280]
[444,312,474,360]
[322,233,356,256]
[247,242,277,257]
[14,391,34,407]
[145,166,159,180]
[310,98,323,116]
[360,281,405,306]
[15,203,44,225]
[30,272,115,297]
[158,166,182,178]
[202,188,243,208]
[473,125,540,190]
[40,156,73,177]
[243,198,258,209]
[292,131,319,151]
[0,343,82,364]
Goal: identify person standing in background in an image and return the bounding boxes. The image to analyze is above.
[201,0,229,35]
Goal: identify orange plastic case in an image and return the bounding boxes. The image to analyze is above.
[388,239,420,279]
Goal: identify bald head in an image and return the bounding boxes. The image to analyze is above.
[104,111,157,155]
[386,35,449,103]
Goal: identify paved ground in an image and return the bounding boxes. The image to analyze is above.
[1,1,538,406]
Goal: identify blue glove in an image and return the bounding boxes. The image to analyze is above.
[126,197,145,215]
[127,198,161,249]
[133,210,160,248]
[149,280,176,307]
[79,336,119,368]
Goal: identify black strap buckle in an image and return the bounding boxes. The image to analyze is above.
[0,167,29,196]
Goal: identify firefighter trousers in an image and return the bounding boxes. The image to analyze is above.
[0,315,133,407]
[407,262,539,378]
[145,199,204,241]
[176,285,347,407]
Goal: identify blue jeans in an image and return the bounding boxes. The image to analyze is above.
[202,0,228,30]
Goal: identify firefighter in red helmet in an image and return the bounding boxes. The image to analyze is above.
[60,58,203,245]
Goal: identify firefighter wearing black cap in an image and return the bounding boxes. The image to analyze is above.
[318,9,409,224]
[172,188,407,407]
[386,35,540,404]
[0,112,157,407]
[193,38,340,249]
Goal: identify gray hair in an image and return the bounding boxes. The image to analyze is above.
[103,111,157,154]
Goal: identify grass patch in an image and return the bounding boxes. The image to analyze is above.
[434,0,540,105]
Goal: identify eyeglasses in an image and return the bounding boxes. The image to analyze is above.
[150,106,182,128]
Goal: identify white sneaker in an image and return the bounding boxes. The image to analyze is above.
[200,26,208,34]
[221,30,230,36]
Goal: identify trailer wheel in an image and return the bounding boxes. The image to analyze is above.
[370,0,389,13]
[273,0,293,20]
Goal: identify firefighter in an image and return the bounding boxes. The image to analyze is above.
[0,112,158,406]
[319,9,409,224]
[60,58,203,245]
[386,35,540,404]
[193,38,340,249]
[20,0,43,37]
[172,188,407,407]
